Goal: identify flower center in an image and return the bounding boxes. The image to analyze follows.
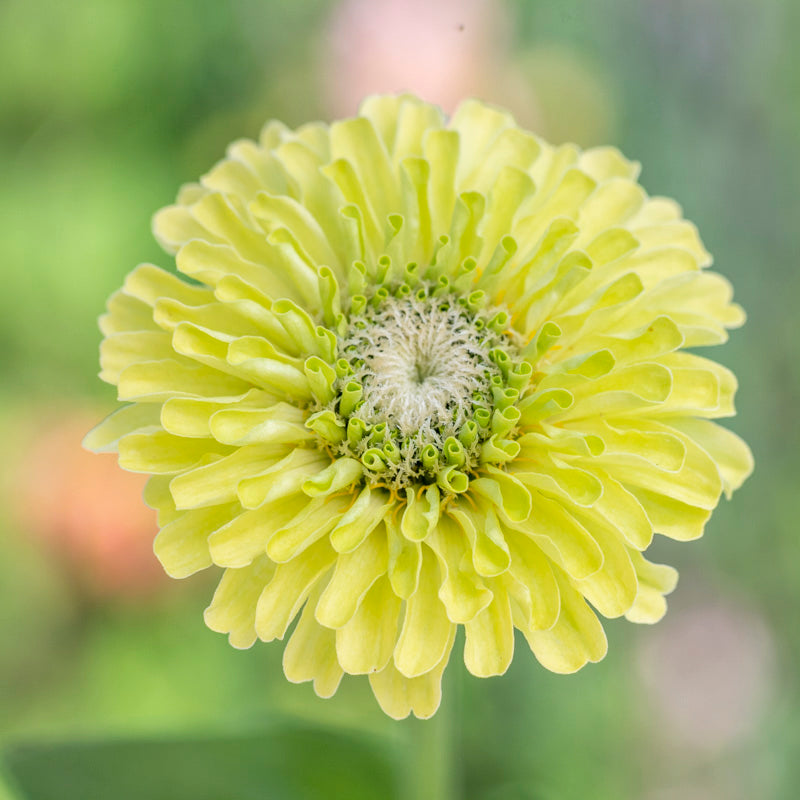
[345,296,497,438]
[308,282,528,493]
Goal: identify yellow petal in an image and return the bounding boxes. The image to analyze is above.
[153,204,213,254]
[504,529,560,631]
[624,549,679,624]
[202,156,263,201]
[362,94,445,164]
[237,448,330,509]
[573,418,686,472]
[470,466,532,523]
[160,389,269,438]
[209,404,314,447]
[598,418,723,511]
[394,546,452,678]
[302,458,363,497]
[143,475,181,526]
[548,363,672,420]
[521,571,608,673]
[464,584,514,677]
[100,290,158,336]
[576,178,646,243]
[369,629,456,720]
[667,418,753,498]
[283,586,343,698]
[477,168,534,265]
[386,518,422,600]
[83,404,162,453]
[651,353,734,417]
[632,220,711,267]
[588,472,653,550]
[250,191,342,272]
[448,502,510,578]
[400,484,440,542]
[330,116,398,231]
[123,262,214,308]
[154,297,260,338]
[315,526,388,629]
[569,507,638,618]
[512,455,603,507]
[169,445,287,509]
[463,127,540,197]
[177,239,295,302]
[207,494,303,568]
[205,556,275,648]
[329,485,393,553]
[427,516,492,624]
[266,494,350,563]
[100,331,174,384]
[335,576,401,675]
[450,98,516,185]
[154,502,239,578]
[630,487,711,541]
[118,359,250,402]
[506,490,602,580]
[574,316,683,369]
[118,430,230,474]
[423,129,460,238]
[255,538,336,642]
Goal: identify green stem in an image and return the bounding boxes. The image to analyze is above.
[403,669,458,800]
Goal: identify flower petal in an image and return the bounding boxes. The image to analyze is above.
[624,549,679,624]
[520,570,608,673]
[315,526,388,629]
[205,556,275,649]
[335,576,401,675]
[154,503,239,578]
[464,584,514,677]
[283,586,343,698]
[83,404,162,453]
[370,628,456,720]
[394,546,452,678]
[255,538,336,642]
[427,517,493,624]
[169,445,288,509]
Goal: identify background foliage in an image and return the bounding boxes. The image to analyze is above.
[1,1,797,797]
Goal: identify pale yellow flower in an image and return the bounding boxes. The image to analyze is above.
[86,95,752,718]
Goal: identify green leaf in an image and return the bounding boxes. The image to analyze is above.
[2,727,399,800]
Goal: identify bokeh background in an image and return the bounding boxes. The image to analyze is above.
[1,1,797,798]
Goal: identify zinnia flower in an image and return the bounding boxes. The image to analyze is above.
[86,95,752,719]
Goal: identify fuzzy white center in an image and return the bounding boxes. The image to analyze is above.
[346,296,496,438]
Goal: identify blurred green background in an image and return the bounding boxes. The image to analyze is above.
[1,1,797,798]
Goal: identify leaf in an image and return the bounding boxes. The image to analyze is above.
[1,727,399,800]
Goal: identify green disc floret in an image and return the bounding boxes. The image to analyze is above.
[312,280,527,492]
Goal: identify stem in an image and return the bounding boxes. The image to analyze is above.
[403,668,459,800]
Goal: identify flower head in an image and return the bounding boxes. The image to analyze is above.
[86,95,752,718]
